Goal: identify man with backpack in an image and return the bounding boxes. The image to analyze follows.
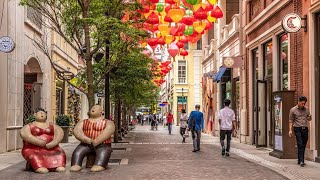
[188,105,204,152]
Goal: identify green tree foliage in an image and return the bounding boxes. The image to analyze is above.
[20,0,149,108]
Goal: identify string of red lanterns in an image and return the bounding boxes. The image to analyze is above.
[129,0,224,86]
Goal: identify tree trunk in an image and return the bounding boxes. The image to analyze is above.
[113,98,121,143]
[122,105,127,132]
[83,5,95,109]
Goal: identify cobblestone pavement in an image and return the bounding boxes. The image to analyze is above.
[0,124,289,180]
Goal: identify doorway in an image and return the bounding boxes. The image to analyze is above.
[315,12,320,162]
[253,41,274,148]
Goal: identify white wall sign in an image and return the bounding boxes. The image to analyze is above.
[282,13,304,33]
[0,36,15,53]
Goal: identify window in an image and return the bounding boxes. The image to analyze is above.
[27,6,42,30]
[184,43,189,50]
[197,38,202,50]
[279,34,288,90]
[178,61,186,83]
[263,41,273,79]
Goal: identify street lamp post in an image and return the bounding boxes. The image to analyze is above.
[182,88,184,110]
[105,40,110,119]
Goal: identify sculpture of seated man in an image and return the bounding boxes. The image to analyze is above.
[70,105,115,172]
[20,108,66,173]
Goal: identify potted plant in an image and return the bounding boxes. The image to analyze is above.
[24,114,35,125]
[55,114,72,143]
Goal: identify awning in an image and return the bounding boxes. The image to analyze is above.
[213,67,227,82]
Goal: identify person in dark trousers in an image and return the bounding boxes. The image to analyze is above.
[167,110,174,134]
[188,105,204,152]
[180,109,188,143]
[219,99,236,157]
[289,96,311,167]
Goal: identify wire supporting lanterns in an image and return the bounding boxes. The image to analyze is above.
[168,8,185,23]
[211,5,223,18]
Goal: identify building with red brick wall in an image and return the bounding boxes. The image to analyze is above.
[241,0,320,161]
[307,0,320,162]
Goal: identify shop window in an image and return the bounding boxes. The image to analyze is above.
[178,61,187,83]
[252,49,259,80]
[279,34,288,90]
[264,41,273,79]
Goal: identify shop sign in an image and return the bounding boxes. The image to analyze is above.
[222,57,242,68]
[0,36,15,53]
[282,13,307,33]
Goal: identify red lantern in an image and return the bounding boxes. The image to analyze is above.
[150,0,159,3]
[164,15,173,23]
[204,19,213,31]
[205,3,214,12]
[158,37,166,46]
[148,38,159,47]
[165,0,175,5]
[180,48,188,59]
[211,5,223,18]
[146,12,159,24]
[194,7,208,20]
[165,4,172,13]
[181,16,195,26]
[176,41,184,49]
[179,36,188,43]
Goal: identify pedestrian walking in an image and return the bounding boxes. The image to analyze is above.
[289,96,312,167]
[163,115,167,128]
[167,110,174,134]
[180,109,188,143]
[219,99,236,157]
[188,105,204,152]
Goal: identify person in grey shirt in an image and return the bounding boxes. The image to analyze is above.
[289,96,311,167]
[180,109,188,143]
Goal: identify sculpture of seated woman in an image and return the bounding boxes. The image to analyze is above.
[70,105,115,172]
[20,108,66,173]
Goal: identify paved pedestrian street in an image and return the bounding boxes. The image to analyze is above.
[0,125,309,180]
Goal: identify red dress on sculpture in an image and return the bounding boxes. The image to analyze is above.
[21,123,66,170]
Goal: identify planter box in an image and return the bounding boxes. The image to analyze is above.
[60,126,70,143]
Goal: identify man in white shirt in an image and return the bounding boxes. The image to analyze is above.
[219,99,236,157]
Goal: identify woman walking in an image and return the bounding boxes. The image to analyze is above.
[180,109,188,143]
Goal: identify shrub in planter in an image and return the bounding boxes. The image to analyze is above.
[55,114,72,127]
[24,114,35,125]
[55,115,72,143]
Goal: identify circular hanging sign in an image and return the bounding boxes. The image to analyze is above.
[0,36,15,53]
[282,13,302,33]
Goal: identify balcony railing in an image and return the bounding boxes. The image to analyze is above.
[220,14,239,44]
[203,39,216,62]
